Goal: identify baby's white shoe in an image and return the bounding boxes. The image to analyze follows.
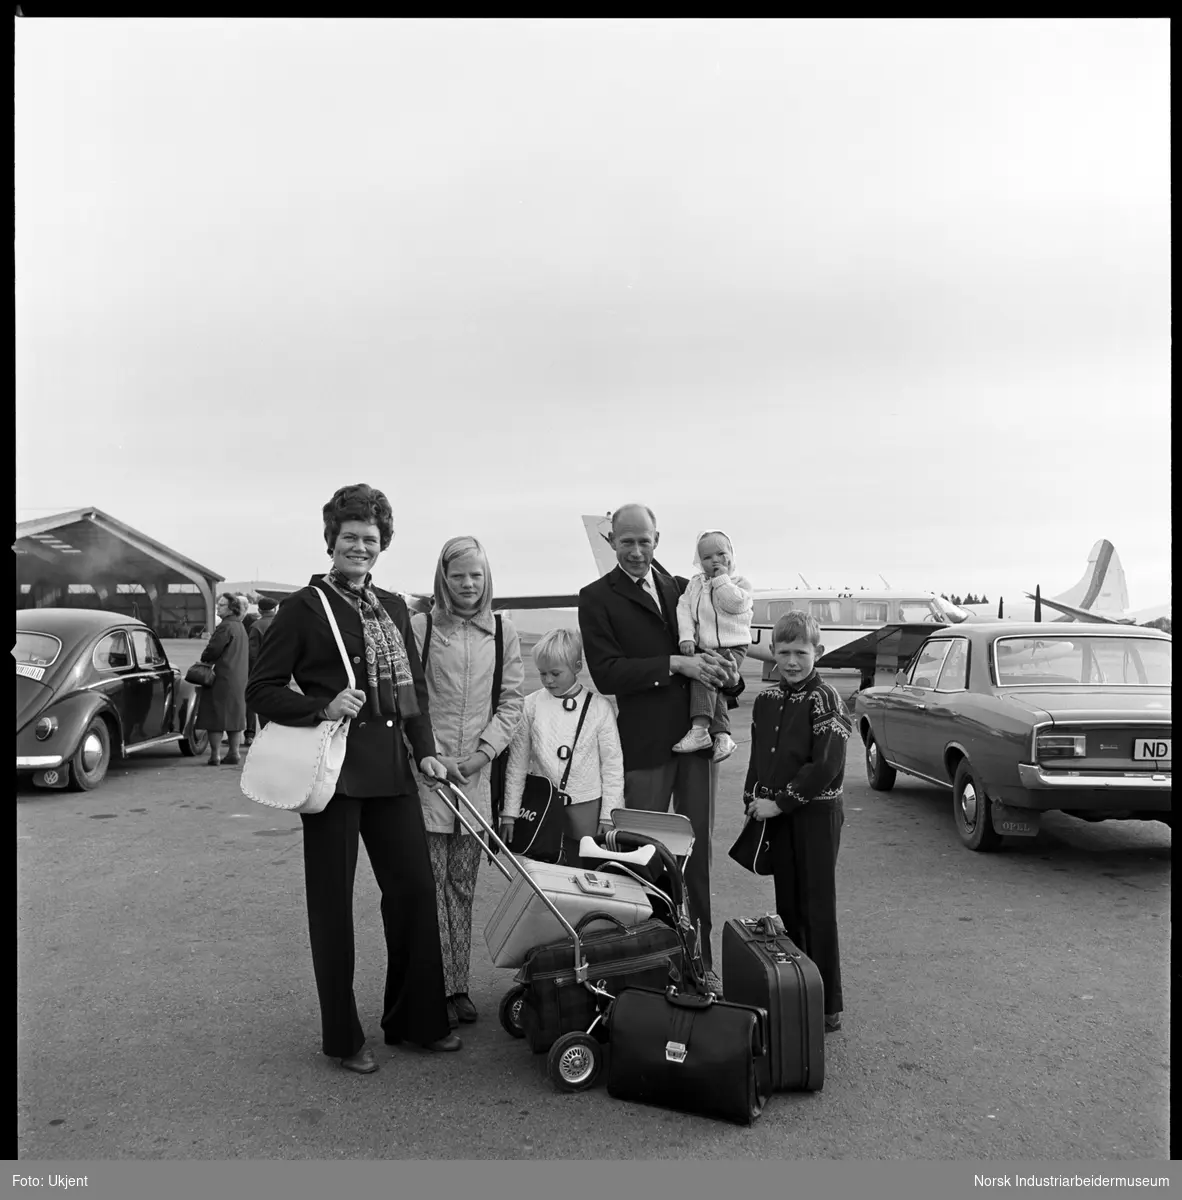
[673,728,713,753]
[711,733,737,763]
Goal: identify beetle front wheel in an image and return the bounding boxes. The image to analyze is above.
[68,717,111,791]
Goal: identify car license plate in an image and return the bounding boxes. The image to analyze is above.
[1133,738,1171,762]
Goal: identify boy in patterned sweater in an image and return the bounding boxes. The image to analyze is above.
[743,611,851,1032]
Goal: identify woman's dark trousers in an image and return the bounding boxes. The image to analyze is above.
[300,794,451,1057]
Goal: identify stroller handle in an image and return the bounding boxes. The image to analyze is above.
[608,829,685,912]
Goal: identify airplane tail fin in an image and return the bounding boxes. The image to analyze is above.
[1052,539,1129,616]
[582,514,619,577]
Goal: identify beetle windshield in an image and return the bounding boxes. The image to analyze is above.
[13,632,63,668]
[994,636,1172,687]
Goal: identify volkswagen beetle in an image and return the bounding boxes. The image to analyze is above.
[15,608,208,791]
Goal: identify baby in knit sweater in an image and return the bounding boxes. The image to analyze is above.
[674,529,754,763]
[500,627,625,846]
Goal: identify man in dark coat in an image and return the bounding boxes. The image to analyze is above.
[245,596,278,742]
[578,504,742,990]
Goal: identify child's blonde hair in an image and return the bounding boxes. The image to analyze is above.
[533,628,583,672]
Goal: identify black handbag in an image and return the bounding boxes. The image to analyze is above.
[728,815,774,875]
[184,661,216,688]
[509,692,593,863]
[607,986,772,1125]
[517,912,684,1054]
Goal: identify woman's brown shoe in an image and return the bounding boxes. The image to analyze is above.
[340,1047,378,1073]
[206,758,221,766]
[223,755,241,766]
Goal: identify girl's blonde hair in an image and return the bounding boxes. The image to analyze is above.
[533,628,583,672]
[432,535,493,617]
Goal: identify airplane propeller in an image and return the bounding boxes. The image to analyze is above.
[1033,586,1042,623]
[997,597,1004,619]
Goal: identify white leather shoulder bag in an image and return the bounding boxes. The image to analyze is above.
[240,585,355,814]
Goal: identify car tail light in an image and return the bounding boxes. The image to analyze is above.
[34,716,58,741]
[1037,733,1086,760]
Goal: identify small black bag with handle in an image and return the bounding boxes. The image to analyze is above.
[508,691,593,864]
[727,814,774,876]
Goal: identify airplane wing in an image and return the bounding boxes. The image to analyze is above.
[1022,593,1130,624]
[815,623,941,674]
[493,594,581,610]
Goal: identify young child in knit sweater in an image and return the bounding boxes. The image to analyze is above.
[500,628,625,846]
[674,529,754,763]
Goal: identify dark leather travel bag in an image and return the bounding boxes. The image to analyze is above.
[605,986,771,1125]
[517,913,684,1054]
[721,914,825,1092]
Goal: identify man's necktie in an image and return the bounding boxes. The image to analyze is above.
[635,574,660,617]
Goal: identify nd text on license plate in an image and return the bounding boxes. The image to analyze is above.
[1133,738,1171,762]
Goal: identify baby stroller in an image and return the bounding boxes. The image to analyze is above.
[433,782,709,1092]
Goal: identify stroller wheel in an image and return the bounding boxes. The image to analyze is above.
[547,1032,603,1092]
[498,986,527,1039]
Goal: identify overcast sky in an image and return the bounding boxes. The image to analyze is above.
[15,18,1171,611]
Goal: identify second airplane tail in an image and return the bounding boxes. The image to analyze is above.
[1052,539,1130,616]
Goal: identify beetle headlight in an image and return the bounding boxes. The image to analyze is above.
[1036,733,1086,759]
[34,716,58,741]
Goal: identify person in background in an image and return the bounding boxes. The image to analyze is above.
[246,483,458,1073]
[501,627,624,848]
[194,593,250,766]
[673,529,753,763]
[743,611,849,1033]
[577,503,742,993]
[242,593,261,633]
[411,536,525,1030]
[246,596,278,740]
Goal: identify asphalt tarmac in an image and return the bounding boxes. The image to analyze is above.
[17,647,1170,1160]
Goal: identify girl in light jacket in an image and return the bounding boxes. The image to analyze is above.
[412,536,525,1029]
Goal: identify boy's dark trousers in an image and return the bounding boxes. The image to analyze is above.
[767,797,844,1016]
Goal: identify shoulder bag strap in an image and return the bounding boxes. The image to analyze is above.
[312,585,356,691]
[421,612,434,671]
[491,613,503,717]
[558,691,593,792]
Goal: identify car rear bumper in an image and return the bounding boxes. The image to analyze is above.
[17,755,65,769]
[1008,763,1171,811]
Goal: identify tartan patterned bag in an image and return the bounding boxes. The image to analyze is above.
[516,913,684,1054]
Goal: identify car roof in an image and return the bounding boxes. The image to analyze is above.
[15,607,149,637]
[942,621,1170,640]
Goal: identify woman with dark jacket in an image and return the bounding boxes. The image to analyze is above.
[245,484,460,1074]
[195,593,250,766]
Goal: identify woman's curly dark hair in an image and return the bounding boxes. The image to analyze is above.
[322,484,395,551]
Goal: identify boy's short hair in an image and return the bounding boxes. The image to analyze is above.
[772,611,822,648]
[533,628,583,672]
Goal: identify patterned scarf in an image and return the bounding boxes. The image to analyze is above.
[324,570,420,719]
